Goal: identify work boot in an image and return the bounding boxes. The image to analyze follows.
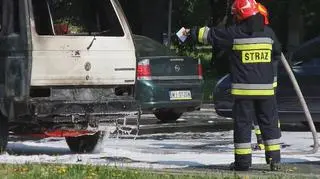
[229,162,250,171]
[270,161,281,171]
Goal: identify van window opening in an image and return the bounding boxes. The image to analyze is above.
[32,0,124,36]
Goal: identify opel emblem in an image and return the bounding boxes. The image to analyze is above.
[174,65,180,72]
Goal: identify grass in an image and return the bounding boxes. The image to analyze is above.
[0,164,313,179]
[0,164,229,179]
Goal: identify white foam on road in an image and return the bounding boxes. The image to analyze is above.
[0,131,319,169]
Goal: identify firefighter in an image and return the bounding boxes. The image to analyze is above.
[184,0,282,171]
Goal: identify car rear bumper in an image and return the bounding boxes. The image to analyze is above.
[136,80,203,112]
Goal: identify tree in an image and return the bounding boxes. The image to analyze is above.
[120,0,169,43]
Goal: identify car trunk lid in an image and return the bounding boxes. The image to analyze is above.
[137,57,202,81]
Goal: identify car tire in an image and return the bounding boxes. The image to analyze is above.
[0,113,8,153]
[154,110,182,122]
[65,132,103,153]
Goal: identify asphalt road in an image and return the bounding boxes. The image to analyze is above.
[138,109,234,134]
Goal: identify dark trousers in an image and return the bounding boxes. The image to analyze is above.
[233,97,281,167]
[252,96,281,144]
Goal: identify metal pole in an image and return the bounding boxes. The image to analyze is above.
[167,0,172,48]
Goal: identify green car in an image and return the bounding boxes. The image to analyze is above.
[134,35,204,122]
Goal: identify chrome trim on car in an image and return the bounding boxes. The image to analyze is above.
[170,58,184,62]
[137,75,201,81]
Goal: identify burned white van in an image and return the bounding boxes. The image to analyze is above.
[0,0,139,153]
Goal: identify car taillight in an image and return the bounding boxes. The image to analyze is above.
[137,59,151,80]
[197,59,203,80]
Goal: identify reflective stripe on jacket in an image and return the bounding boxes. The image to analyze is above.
[198,27,210,44]
[273,76,278,88]
[231,83,274,96]
[231,37,274,97]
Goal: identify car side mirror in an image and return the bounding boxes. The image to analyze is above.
[54,23,69,35]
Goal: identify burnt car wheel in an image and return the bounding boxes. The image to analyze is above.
[65,132,103,153]
[154,110,182,122]
[0,113,8,153]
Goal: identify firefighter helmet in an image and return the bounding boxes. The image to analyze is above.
[231,0,259,21]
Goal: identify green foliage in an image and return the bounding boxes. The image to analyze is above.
[172,0,212,28]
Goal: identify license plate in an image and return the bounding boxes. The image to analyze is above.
[169,90,192,100]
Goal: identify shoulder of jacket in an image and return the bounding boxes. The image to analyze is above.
[264,26,275,33]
